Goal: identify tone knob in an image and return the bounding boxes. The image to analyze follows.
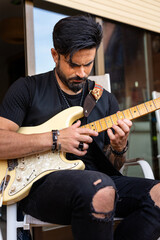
[16,175,22,181]
[10,185,16,192]
[19,164,25,170]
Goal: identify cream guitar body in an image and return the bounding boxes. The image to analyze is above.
[0,106,85,205]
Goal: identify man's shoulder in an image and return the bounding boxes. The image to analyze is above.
[20,70,55,90]
[26,70,53,81]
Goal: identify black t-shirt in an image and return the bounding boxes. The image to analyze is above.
[0,70,120,175]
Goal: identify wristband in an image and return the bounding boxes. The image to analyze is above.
[51,130,60,152]
[110,141,128,156]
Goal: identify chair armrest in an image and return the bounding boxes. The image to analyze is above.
[0,228,3,240]
[24,214,66,231]
[120,158,155,180]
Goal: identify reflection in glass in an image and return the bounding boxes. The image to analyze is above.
[151,34,160,92]
[103,22,146,111]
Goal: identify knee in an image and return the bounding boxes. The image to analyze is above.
[150,183,160,208]
[92,185,116,219]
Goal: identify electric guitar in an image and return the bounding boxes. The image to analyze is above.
[0,97,160,205]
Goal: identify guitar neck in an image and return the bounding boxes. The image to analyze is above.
[81,97,160,133]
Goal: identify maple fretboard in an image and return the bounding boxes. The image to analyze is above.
[81,97,160,133]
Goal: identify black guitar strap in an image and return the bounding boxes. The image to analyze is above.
[83,83,103,117]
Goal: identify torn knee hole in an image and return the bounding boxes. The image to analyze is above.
[150,183,160,208]
[92,186,115,219]
[93,179,102,186]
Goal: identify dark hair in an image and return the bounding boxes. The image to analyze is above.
[53,15,103,59]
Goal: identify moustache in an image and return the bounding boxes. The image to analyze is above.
[68,76,88,81]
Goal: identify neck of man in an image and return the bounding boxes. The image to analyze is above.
[55,69,82,96]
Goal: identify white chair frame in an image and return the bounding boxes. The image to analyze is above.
[1,74,155,240]
[152,91,160,159]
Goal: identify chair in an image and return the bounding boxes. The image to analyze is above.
[1,74,155,240]
[89,73,111,93]
[0,230,2,240]
[152,91,160,159]
[152,91,160,240]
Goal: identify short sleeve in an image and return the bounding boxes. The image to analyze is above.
[0,77,34,126]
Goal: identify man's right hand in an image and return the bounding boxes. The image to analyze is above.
[57,120,98,156]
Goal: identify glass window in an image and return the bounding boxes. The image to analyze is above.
[102,20,155,177]
[151,33,160,92]
[151,32,160,175]
[103,21,147,110]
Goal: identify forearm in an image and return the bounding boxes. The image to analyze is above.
[104,144,126,170]
[0,129,52,159]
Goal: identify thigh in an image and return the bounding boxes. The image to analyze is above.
[111,175,160,217]
[20,170,115,224]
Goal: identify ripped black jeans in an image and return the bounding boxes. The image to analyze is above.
[20,170,160,240]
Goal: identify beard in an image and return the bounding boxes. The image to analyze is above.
[56,63,87,93]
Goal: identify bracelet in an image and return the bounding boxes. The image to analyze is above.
[51,130,60,152]
[110,141,128,156]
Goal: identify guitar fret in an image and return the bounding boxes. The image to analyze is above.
[98,118,107,131]
[110,116,114,125]
[145,100,156,112]
[153,98,160,109]
[136,105,141,115]
[144,103,149,112]
[122,111,126,118]
[110,114,118,125]
[116,111,124,120]
[122,111,126,119]
[95,120,102,132]
[130,106,140,118]
[84,124,90,129]
[129,108,134,118]
[104,117,109,129]
[99,120,103,130]
[94,122,98,132]
[152,99,157,109]
[122,109,132,120]
[105,116,113,128]
[137,103,148,115]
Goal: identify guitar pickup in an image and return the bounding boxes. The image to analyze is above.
[7,159,18,171]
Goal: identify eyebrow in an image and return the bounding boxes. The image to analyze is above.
[66,59,94,67]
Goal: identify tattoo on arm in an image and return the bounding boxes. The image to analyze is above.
[104,144,126,170]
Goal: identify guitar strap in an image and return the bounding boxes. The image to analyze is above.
[83,83,103,117]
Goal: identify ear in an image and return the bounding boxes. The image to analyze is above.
[51,48,59,64]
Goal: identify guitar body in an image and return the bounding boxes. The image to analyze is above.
[0,106,85,205]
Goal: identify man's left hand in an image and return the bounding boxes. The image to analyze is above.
[107,118,132,152]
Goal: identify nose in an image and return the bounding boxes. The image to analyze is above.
[76,66,86,78]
